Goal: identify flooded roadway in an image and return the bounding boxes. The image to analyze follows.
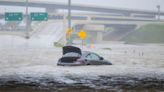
[0,37,164,92]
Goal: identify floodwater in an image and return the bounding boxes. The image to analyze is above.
[0,36,164,92]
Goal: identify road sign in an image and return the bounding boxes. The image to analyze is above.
[5,12,23,21]
[66,28,73,38]
[78,30,87,40]
[30,12,48,21]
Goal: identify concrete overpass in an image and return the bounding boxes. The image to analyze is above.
[0,0,164,18]
[1,0,164,27]
[1,12,164,43]
[1,12,163,32]
[0,13,159,22]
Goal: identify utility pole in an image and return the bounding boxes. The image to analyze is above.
[68,0,71,29]
[25,0,29,39]
[157,5,160,21]
[66,0,72,45]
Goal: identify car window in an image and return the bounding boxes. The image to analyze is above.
[63,52,80,57]
[86,53,100,60]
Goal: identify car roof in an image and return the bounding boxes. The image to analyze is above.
[82,51,101,56]
[82,51,90,54]
[82,51,94,57]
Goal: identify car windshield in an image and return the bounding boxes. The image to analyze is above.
[63,52,81,57]
[86,53,100,60]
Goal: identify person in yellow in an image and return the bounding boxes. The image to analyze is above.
[66,28,73,39]
[66,28,73,45]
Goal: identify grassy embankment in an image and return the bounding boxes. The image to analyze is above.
[122,24,164,43]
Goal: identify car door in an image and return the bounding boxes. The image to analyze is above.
[86,53,102,65]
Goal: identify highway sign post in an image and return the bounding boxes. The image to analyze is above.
[30,12,48,21]
[5,12,23,21]
[78,30,87,49]
[25,0,30,39]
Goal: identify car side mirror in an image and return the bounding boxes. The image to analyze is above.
[99,57,104,60]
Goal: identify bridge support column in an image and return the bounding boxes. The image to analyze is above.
[87,16,92,21]
[83,24,105,43]
[96,32,103,42]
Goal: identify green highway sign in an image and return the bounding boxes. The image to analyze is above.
[5,12,23,21]
[30,12,48,21]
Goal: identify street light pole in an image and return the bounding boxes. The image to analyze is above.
[66,0,72,45]
[68,0,71,29]
[157,5,160,21]
[25,0,29,39]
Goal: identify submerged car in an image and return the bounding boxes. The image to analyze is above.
[57,46,112,66]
